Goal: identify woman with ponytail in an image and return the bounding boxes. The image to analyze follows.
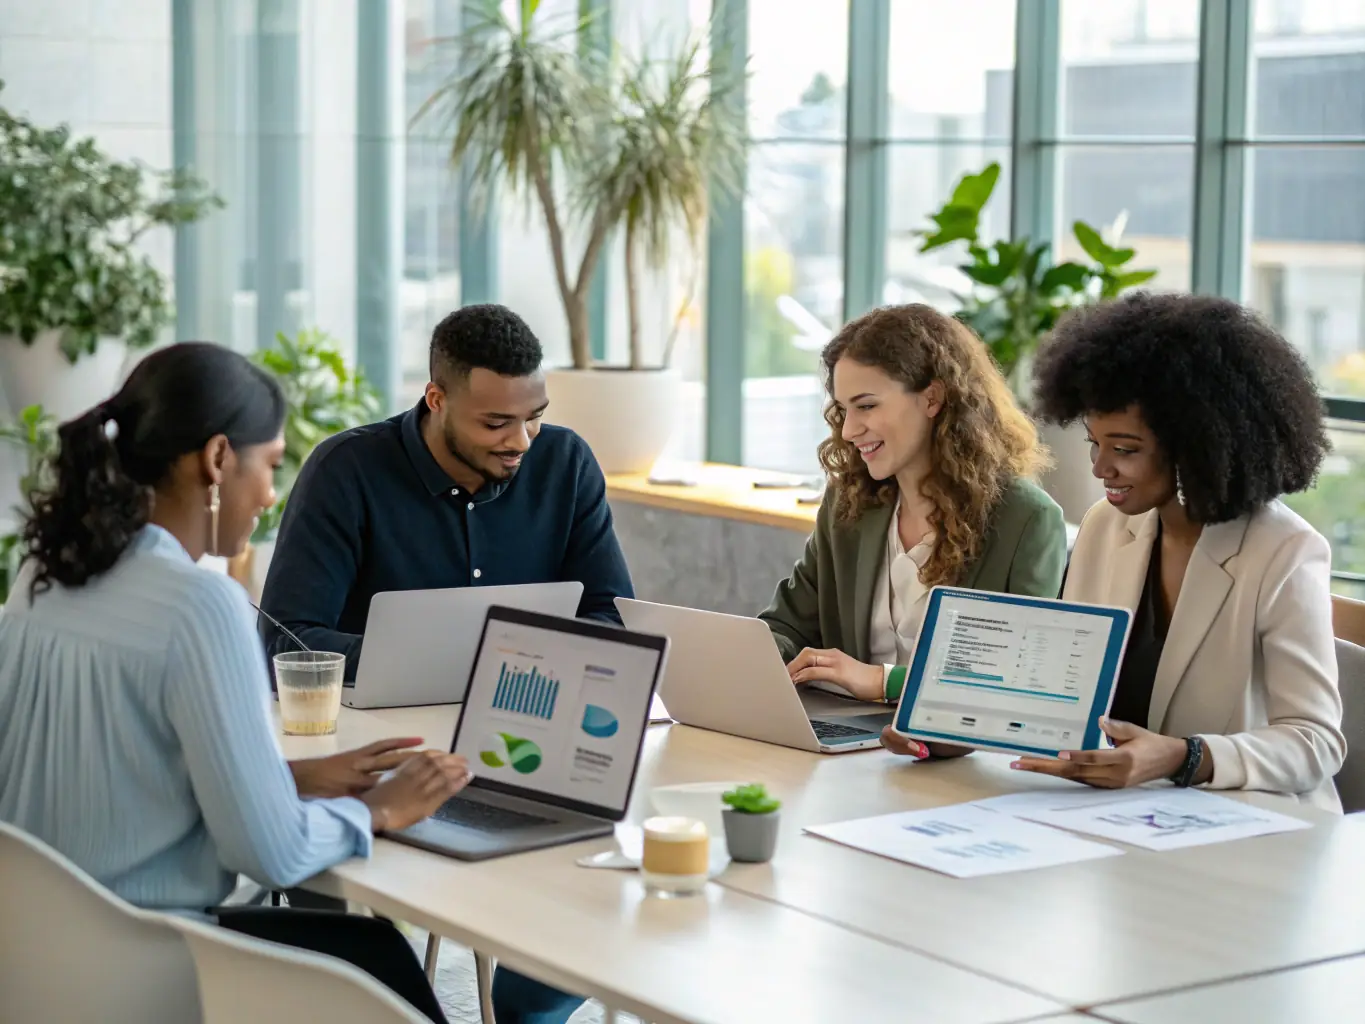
[0,343,468,1021]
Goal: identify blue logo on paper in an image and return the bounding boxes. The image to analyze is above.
[580,704,619,738]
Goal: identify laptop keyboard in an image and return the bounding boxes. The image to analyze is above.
[432,797,553,833]
[811,719,878,740]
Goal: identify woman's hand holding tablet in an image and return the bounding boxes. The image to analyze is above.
[1009,716,1193,788]
[879,727,973,762]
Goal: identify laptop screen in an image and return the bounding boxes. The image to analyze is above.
[452,606,667,818]
[894,587,1131,757]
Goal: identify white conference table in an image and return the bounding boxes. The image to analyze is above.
[279,703,1364,1021]
[1089,954,1365,1024]
[279,703,1063,1024]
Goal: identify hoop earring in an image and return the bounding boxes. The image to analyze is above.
[208,483,221,556]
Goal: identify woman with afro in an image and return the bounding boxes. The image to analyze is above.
[1009,291,1345,809]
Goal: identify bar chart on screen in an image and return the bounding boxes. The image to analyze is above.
[491,662,561,720]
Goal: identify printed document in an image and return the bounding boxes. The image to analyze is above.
[805,804,1122,878]
[974,787,1311,851]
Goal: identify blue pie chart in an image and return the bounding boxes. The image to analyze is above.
[581,704,619,738]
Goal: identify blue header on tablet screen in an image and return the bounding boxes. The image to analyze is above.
[893,588,1131,756]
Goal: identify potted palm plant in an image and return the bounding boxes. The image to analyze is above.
[0,82,220,420]
[417,0,745,472]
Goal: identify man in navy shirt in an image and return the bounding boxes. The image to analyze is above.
[260,304,631,1023]
[261,303,634,679]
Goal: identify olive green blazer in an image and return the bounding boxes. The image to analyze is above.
[760,477,1067,666]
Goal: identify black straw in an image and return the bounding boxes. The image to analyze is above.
[250,601,314,654]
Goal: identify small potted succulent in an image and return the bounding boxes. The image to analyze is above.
[721,783,781,864]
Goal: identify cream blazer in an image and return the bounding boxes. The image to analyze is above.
[1064,499,1346,811]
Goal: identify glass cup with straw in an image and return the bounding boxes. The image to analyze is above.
[256,604,346,737]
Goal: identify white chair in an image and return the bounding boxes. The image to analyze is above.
[0,820,201,1024]
[162,914,430,1024]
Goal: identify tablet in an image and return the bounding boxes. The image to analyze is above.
[893,586,1132,758]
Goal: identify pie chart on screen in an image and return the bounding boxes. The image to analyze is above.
[580,704,619,738]
[480,733,542,774]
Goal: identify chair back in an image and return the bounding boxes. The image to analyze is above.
[1333,594,1365,648]
[1335,638,1365,814]
[163,914,429,1024]
[0,821,200,1023]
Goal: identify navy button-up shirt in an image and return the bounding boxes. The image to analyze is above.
[259,402,634,678]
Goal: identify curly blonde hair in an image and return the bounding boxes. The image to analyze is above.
[819,304,1048,589]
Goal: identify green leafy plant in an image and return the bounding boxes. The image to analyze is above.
[0,81,222,361]
[0,404,58,604]
[417,0,745,371]
[918,162,1157,394]
[250,329,382,542]
[722,783,781,815]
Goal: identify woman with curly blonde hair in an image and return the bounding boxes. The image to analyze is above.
[759,304,1067,756]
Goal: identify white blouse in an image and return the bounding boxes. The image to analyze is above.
[869,500,934,677]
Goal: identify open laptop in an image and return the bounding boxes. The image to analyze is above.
[344,582,583,709]
[893,587,1132,757]
[388,605,669,861]
[615,598,892,753]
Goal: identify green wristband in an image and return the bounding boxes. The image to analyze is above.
[885,664,908,703]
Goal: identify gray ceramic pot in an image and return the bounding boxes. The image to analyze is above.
[722,808,780,863]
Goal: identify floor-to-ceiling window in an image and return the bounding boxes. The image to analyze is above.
[402,0,463,401]
[175,0,361,365]
[883,0,1015,311]
[1250,0,1365,597]
[739,0,848,474]
[1054,0,1197,289]
[165,0,1365,592]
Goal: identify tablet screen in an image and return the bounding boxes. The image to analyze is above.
[894,587,1131,757]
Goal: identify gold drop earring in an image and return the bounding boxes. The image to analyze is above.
[208,483,221,556]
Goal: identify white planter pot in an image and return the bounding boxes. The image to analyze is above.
[1037,420,1103,524]
[0,330,127,422]
[543,368,681,475]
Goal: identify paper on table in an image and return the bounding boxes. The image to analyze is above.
[804,804,1122,878]
[973,787,1143,817]
[976,787,1311,851]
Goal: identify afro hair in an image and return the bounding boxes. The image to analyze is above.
[1032,292,1330,524]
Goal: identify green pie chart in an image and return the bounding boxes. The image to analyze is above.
[480,732,543,774]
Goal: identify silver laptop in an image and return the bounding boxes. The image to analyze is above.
[615,599,892,753]
[344,582,583,708]
[389,605,668,861]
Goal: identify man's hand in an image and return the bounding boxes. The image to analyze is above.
[290,737,426,799]
[1010,718,1188,789]
[787,648,884,702]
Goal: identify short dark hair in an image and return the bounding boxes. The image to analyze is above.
[1032,292,1329,523]
[429,304,543,386]
[24,342,286,594]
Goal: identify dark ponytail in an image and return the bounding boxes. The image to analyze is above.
[23,342,285,594]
